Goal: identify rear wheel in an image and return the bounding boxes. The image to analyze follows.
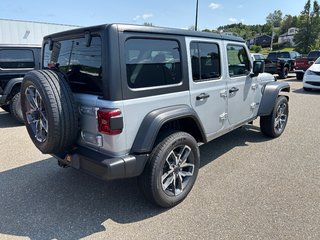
[10,92,24,124]
[1,104,11,113]
[21,70,78,154]
[279,67,289,79]
[296,72,304,80]
[138,131,200,208]
[260,96,289,138]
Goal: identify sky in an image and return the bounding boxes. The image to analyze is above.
[1,0,307,30]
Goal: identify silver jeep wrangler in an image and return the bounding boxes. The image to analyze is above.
[21,24,289,207]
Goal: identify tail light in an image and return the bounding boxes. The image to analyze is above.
[97,109,123,135]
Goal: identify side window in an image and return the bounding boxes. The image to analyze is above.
[190,42,220,81]
[0,49,35,69]
[227,45,251,77]
[125,38,182,89]
[43,36,103,94]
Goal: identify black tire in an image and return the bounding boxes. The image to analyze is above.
[10,92,24,124]
[279,67,289,79]
[1,104,11,113]
[296,72,304,80]
[21,70,78,154]
[138,131,200,208]
[303,87,312,91]
[260,96,289,138]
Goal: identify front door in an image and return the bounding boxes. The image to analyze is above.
[225,43,256,126]
[187,38,227,136]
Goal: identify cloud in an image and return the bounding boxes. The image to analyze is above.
[228,18,237,23]
[133,13,153,21]
[238,4,244,8]
[209,3,221,10]
[142,14,153,20]
[133,15,141,21]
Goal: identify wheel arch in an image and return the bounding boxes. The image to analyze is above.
[258,82,290,116]
[1,78,23,103]
[131,105,207,154]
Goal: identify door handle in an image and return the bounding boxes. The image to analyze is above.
[196,93,210,101]
[229,87,239,93]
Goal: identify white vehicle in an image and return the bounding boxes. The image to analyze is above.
[303,57,320,91]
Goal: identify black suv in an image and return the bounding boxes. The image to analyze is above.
[0,45,41,123]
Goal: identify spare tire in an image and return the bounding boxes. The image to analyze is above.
[21,70,78,154]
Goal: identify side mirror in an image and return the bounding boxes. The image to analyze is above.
[250,60,265,77]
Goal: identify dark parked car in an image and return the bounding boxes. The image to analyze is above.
[265,51,300,79]
[0,45,41,123]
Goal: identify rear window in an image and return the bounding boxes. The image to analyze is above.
[125,38,182,89]
[43,36,102,95]
[0,49,35,69]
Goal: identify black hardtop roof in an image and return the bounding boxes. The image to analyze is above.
[43,23,245,43]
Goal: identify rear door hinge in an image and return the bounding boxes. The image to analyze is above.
[251,84,258,90]
[220,90,228,98]
[250,102,260,110]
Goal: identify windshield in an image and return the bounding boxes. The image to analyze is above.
[278,52,290,58]
[43,36,103,95]
[314,57,320,64]
[308,51,320,59]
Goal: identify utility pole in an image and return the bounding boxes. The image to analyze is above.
[195,0,199,31]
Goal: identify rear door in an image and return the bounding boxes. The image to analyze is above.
[187,38,227,137]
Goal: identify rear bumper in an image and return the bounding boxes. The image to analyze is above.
[53,147,149,181]
[294,69,305,73]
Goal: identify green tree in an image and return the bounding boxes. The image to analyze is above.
[294,0,320,53]
[143,22,153,26]
[266,10,283,27]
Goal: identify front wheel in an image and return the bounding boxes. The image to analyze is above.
[296,72,304,80]
[260,96,289,138]
[303,87,312,91]
[138,131,200,208]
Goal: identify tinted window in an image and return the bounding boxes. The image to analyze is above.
[314,57,320,64]
[267,52,278,59]
[125,39,182,89]
[278,52,290,58]
[227,45,251,77]
[308,51,320,59]
[43,36,102,94]
[190,42,220,81]
[0,49,35,69]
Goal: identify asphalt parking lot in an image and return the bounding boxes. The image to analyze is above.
[0,74,319,240]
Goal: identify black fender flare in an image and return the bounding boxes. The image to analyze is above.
[258,81,290,116]
[131,105,206,154]
[0,78,23,104]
